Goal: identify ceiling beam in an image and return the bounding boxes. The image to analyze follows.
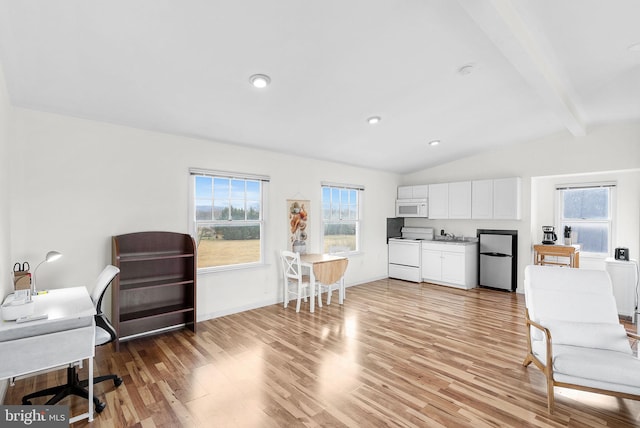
[457,0,586,136]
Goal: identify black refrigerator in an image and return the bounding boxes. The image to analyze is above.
[477,229,518,291]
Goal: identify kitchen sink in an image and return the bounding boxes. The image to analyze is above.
[433,236,478,244]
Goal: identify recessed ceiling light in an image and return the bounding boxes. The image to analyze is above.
[457,64,475,76]
[428,140,440,146]
[367,116,381,124]
[629,42,640,52]
[249,74,271,88]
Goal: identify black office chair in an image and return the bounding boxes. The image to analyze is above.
[22,265,123,413]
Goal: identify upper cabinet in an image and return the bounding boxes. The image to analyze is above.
[398,177,520,220]
[493,177,521,220]
[397,184,428,199]
[448,181,472,219]
[428,183,449,219]
[472,179,493,219]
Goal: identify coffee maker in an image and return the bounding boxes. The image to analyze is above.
[542,226,557,245]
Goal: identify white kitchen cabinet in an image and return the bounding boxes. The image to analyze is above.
[493,177,521,220]
[472,179,493,219]
[413,185,428,199]
[441,251,466,284]
[421,242,478,289]
[397,185,428,199]
[448,181,472,219]
[420,177,519,220]
[422,249,442,280]
[397,186,412,199]
[428,183,449,219]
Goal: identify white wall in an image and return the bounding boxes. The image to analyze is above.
[0,62,12,302]
[9,108,400,320]
[5,89,639,316]
[403,122,640,291]
[532,170,640,270]
[0,58,12,404]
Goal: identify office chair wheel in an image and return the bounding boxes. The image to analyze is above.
[95,401,106,413]
[114,377,123,387]
[22,400,32,405]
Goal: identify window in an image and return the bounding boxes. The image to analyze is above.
[190,169,269,270]
[321,182,363,253]
[557,183,615,256]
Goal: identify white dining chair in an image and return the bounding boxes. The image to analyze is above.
[281,250,312,312]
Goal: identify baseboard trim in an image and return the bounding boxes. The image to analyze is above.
[196,275,387,322]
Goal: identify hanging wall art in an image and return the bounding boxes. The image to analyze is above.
[287,199,309,254]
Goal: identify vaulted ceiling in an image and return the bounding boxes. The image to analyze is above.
[0,1,638,173]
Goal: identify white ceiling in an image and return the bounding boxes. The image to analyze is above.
[0,1,638,174]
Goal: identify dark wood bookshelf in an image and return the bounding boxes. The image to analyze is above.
[112,231,197,350]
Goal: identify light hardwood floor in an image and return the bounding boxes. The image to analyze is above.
[5,278,640,427]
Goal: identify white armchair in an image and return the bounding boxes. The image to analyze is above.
[523,265,640,413]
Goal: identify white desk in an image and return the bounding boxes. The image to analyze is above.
[300,254,348,313]
[0,287,96,423]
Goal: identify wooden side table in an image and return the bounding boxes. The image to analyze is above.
[533,244,580,268]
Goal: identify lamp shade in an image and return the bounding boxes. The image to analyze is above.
[45,251,62,263]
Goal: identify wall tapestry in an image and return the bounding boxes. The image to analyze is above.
[287,199,309,254]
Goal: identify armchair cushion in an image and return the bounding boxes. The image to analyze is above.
[532,342,640,389]
[539,319,632,354]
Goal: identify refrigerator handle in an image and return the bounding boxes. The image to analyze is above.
[480,252,510,257]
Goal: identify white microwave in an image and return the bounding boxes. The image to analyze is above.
[395,199,428,218]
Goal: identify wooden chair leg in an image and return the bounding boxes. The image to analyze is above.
[546,379,555,414]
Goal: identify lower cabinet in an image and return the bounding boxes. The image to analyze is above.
[422,243,478,289]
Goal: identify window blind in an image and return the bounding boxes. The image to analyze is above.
[555,181,615,190]
[189,168,270,182]
[321,181,365,191]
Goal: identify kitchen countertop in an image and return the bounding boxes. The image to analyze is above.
[427,237,479,246]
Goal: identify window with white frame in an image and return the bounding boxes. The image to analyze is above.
[556,183,615,256]
[190,169,269,270]
[321,182,363,253]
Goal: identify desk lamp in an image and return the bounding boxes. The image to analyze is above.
[31,250,62,299]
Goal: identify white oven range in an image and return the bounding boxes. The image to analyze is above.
[388,227,434,283]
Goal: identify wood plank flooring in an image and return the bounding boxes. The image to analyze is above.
[5,278,640,427]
